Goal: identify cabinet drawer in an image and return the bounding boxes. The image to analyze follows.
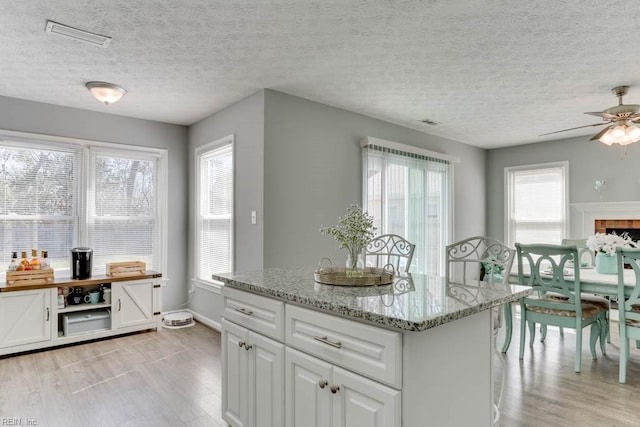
[285,305,402,388]
[223,287,284,342]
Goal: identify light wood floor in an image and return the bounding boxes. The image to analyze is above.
[2,313,640,426]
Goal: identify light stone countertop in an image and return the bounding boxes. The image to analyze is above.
[213,267,532,331]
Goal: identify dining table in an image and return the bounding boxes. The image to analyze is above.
[502,265,637,352]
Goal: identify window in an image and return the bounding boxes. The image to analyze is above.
[195,135,233,285]
[0,133,167,278]
[505,161,569,247]
[88,148,161,270]
[362,138,454,275]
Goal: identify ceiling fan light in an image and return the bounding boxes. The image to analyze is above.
[611,125,627,139]
[86,81,127,105]
[599,130,614,146]
[627,125,640,142]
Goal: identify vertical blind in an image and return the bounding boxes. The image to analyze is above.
[0,143,81,270]
[197,142,233,281]
[89,148,159,271]
[506,163,568,247]
[363,143,451,275]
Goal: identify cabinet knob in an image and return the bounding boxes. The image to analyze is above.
[244,344,253,351]
[330,385,340,394]
[238,341,246,348]
[318,380,328,389]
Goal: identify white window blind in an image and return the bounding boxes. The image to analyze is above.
[88,148,160,273]
[196,137,233,283]
[362,140,453,275]
[0,142,81,270]
[505,162,568,247]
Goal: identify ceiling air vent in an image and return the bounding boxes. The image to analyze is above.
[45,20,112,48]
[420,118,440,126]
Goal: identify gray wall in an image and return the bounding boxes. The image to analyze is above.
[486,135,640,241]
[0,95,189,312]
[263,90,488,267]
[187,91,265,323]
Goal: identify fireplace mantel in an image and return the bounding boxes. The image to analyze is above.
[570,201,640,237]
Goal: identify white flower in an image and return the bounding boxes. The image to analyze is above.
[586,232,637,256]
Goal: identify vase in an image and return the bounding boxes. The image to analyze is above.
[595,253,617,275]
[346,250,364,277]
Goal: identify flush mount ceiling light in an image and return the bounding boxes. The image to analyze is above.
[86,82,127,105]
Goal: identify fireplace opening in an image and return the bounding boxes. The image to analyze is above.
[605,227,640,243]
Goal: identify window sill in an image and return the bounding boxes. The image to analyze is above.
[193,278,223,294]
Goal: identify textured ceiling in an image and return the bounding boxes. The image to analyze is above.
[2,1,640,148]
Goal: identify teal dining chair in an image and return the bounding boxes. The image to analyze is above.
[616,247,640,383]
[516,243,607,373]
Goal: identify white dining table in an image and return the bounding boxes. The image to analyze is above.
[501,266,637,352]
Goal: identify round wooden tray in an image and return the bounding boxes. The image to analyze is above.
[313,267,394,286]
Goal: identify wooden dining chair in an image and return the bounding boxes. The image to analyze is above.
[616,247,640,383]
[516,243,607,373]
[365,234,415,273]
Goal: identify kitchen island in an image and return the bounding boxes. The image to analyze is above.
[214,267,531,427]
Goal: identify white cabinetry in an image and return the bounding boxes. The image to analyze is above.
[222,287,285,427]
[222,318,284,427]
[112,279,157,329]
[221,287,401,427]
[0,288,51,348]
[0,273,162,356]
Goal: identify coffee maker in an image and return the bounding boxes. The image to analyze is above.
[71,247,93,279]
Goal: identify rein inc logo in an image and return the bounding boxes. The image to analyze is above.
[1,418,38,426]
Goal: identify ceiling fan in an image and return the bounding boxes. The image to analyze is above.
[541,85,640,146]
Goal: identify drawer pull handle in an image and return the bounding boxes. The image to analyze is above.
[313,335,342,349]
[330,385,340,394]
[239,341,246,348]
[235,308,254,316]
[244,344,253,351]
[318,380,328,389]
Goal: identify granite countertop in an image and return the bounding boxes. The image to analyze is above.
[213,267,532,332]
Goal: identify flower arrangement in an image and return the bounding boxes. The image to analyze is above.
[586,232,637,256]
[320,205,376,274]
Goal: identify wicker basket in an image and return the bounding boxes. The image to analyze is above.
[314,266,394,286]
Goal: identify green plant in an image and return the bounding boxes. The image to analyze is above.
[320,205,376,273]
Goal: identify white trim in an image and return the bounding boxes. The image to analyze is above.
[360,136,460,163]
[504,161,570,247]
[194,134,235,284]
[194,278,223,295]
[571,201,640,237]
[187,309,222,331]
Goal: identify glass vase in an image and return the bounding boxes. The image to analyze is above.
[346,249,364,277]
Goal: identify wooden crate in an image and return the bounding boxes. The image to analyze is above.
[6,269,55,286]
[106,261,146,278]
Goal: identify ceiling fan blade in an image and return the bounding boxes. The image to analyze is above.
[589,126,612,141]
[584,111,618,120]
[539,122,608,136]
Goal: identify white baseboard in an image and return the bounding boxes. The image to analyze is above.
[186,309,221,332]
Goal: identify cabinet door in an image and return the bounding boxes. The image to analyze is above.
[285,348,332,427]
[0,289,52,348]
[222,318,250,427]
[332,367,401,427]
[249,331,284,427]
[113,279,154,329]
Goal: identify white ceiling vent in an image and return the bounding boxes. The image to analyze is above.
[45,20,112,48]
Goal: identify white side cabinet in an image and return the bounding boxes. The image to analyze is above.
[112,279,157,329]
[0,288,52,349]
[0,272,162,356]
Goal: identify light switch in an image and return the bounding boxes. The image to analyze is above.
[251,210,257,225]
